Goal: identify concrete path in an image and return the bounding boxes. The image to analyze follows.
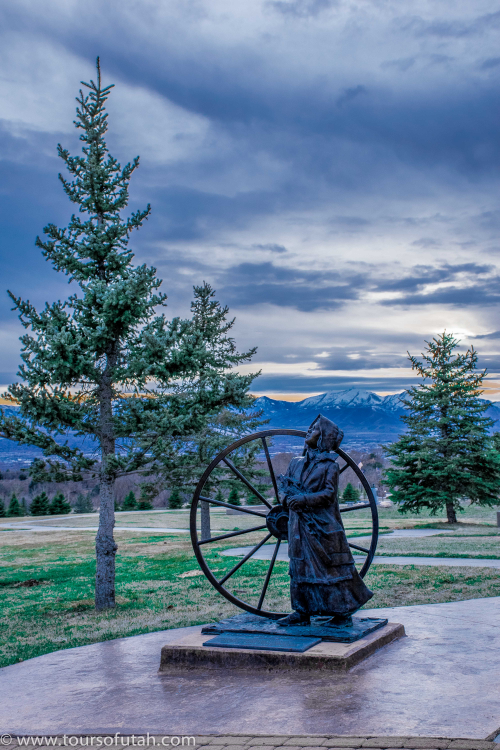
[2,598,500,738]
[220,544,500,568]
[0,522,189,533]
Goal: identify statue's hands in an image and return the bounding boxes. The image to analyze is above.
[288,495,307,511]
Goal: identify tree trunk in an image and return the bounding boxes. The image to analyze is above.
[95,472,117,609]
[200,500,211,541]
[446,501,457,524]
[95,350,117,610]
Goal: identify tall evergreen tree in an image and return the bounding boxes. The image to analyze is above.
[30,492,51,516]
[384,333,500,523]
[0,61,258,609]
[7,494,22,517]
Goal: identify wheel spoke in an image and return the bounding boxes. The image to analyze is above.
[257,539,281,610]
[349,541,370,554]
[199,495,268,518]
[261,437,280,504]
[222,456,273,509]
[219,533,273,586]
[340,502,371,513]
[198,525,267,546]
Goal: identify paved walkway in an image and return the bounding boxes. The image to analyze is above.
[0,522,189,533]
[1,598,500,738]
[220,545,500,568]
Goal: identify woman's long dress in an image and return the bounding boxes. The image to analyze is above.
[283,450,373,616]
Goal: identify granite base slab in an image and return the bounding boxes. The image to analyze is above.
[160,621,405,671]
[201,611,388,643]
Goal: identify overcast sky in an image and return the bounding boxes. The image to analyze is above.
[2,0,500,398]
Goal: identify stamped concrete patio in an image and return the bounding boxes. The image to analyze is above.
[1,598,500,739]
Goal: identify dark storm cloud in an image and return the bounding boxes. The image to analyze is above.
[219,262,363,311]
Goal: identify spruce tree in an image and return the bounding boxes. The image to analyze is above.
[49,492,72,515]
[0,499,6,517]
[168,488,183,509]
[137,496,153,510]
[0,61,258,609]
[30,492,51,516]
[122,491,137,511]
[7,494,22,517]
[136,283,265,540]
[342,483,360,504]
[74,493,94,513]
[227,486,241,506]
[384,332,500,523]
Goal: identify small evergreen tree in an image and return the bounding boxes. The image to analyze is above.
[0,499,5,517]
[49,492,72,515]
[137,496,153,510]
[122,491,137,511]
[227,486,241,506]
[74,493,94,513]
[246,492,262,505]
[168,488,183,509]
[214,487,225,504]
[30,492,51,516]
[342,483,360,504]
[20,497,28,515]
[7,494,22,517]
[384,332,500,523]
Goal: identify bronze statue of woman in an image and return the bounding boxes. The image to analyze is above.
[277,414,373,627]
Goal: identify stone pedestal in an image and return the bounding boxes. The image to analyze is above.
[159,621,405,672]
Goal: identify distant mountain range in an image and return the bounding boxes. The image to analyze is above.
[253,388,500,449]
[2,389,500,464]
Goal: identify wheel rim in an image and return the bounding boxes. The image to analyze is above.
[190,428,379,619]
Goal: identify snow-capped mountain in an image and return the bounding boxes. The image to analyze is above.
[2,389,500,463]
[253,388,500,446]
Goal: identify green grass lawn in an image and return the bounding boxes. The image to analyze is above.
[2,519,500,669]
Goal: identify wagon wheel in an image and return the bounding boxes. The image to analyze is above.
[190,428,379,619]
